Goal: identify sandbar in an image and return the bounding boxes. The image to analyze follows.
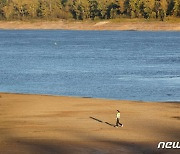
[0,93,179,153]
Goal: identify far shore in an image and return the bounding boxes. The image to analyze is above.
[0,92,179,154]
[0,20,180,31]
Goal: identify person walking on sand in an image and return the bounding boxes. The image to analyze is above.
[115,110,123,128]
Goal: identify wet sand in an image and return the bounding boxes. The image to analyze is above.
[0,93,179,153]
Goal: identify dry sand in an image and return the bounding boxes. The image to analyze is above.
[0,20,180,31]
[0,93,179,154]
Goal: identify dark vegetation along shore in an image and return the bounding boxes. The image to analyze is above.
[0,0,179,22]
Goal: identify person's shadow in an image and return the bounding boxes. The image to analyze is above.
[89,116,115,127]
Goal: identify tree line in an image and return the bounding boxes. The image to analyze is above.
[0,0,179,21]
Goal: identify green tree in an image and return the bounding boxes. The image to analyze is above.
[160,0,168,20]
[119,0,126,14]
[2,2,14,20]
[129,0,143,18]
[154,0,161,18]
[89,0,100,20]
[0,0,12,19]
[39,0,51,18]
[123,0,131,16]
[68,0,80,19]
[50,0,64,19]
[37,0,54,19]
[106,0,120,19]
[142,0,156,19]
[25,0,39,18]
[80,0,90,19]
[13,0,34,19]
[167,0,174,15]
[173,0,180,16]
[0,0,6,19]
[98,0,108,19]
[68,0,89,20]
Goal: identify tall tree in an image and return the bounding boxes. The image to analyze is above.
[129,0,143,18]
[25,0,39,18]
[2,2,14,20]
[119,0,126,15]
[106,0,120,19]
[89,0,100,20]
[160,0,168,20]
[142,0,156,19]
[173,0,180,16]
[166,0,174,15]
[12,0,31,19]
[98,0,108,19]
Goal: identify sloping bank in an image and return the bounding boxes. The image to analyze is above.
[0,20,180,31]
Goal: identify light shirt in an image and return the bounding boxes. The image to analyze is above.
[117,112,120,119]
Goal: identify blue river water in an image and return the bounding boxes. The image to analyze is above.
[0,30,180,102]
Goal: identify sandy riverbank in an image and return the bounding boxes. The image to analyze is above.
[0,20,180,31]
[0,93,179,153]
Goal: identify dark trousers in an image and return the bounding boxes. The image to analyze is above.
[116,118,122,126]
